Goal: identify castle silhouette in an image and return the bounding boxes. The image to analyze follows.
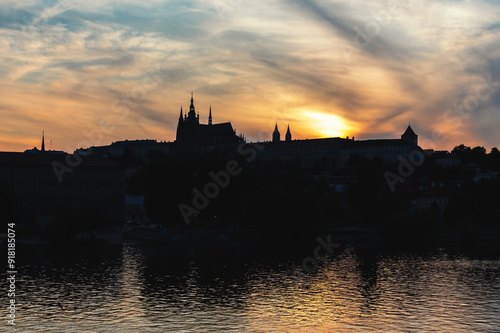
[76,93,419,167]
[259,121,418,169]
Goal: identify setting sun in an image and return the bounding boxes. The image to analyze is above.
[304,111,351,138]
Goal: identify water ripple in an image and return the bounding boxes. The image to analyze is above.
[4,244,500,332]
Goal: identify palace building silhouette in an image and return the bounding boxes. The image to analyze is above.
[79,93,420,168]
[258,123,419,169]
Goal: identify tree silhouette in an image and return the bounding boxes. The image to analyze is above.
[488,147,500,171]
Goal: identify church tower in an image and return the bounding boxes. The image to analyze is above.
[285,125,291,142]
[208,105,212,125]
[272,123,280,143]
[401,125,418,147]
[187,92,199,124]
[41,130,45,152]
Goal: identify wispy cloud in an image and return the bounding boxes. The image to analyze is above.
[1,0,500,151]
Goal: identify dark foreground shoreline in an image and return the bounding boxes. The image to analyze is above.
[7,225,500,258]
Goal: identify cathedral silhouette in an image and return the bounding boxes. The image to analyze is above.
[176,93,241,146]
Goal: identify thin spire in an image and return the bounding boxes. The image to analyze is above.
[208,104,212,125]
[188,92,196,119]
[272,123,280,142]
[41,130,45,152]
[285,124,292,142]
[179,106,183,119]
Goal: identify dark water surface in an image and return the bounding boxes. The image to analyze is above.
[5,242,500,332]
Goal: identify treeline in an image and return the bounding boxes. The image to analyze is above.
[451,144,500,170]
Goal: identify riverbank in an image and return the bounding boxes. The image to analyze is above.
[5,225,500,257]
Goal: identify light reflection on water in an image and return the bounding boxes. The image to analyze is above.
[6,243,500,332]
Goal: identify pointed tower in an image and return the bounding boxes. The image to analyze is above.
[285,125,292,142]
[178,106,183,122]
[187,92,198,123]
[208,105,212,125]
[41,130,45,152]
[176,106,184,141]
[401,124,418,147]
[272,123,280,143]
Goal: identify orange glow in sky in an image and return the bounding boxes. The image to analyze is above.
[0,0,499,152]
[303,112,352,139]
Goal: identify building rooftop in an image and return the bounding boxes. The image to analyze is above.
[0,151,123,168]
[403,125,417,136]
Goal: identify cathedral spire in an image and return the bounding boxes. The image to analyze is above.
[188,92,196,121]
[41,130,45,152]
[285,125,291,142]
[273,123,280,143]
[208,105,212,125]
[179,106,183,121]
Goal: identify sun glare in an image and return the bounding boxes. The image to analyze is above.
[304,111,350,138]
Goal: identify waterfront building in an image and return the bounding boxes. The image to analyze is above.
[0,136,125,225]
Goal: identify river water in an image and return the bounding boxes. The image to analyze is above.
[5,242,500,332]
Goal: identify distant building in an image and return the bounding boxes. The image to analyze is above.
[79,139,169,161]
[175,93,242,149]
[471,168,499,183]
[125,194,150,225]
[257,125,421,169]
[0,147,125,225]
[25,131,65,155]
[343,125,419,164]
[432,150,461,167]
[78,94,244,161]
[417,196,450,215]
[258,136,349,169]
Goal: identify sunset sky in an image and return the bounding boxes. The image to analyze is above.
[1,0,500,152]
